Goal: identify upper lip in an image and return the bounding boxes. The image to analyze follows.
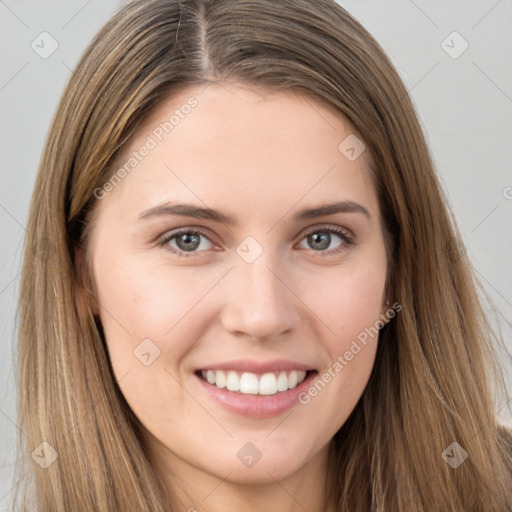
[198,359,316,374]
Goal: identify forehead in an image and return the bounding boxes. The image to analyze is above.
[95,82,378,225]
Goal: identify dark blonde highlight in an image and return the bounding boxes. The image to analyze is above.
[15,0,512,510]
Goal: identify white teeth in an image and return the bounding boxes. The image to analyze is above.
[240,373,259,394]
[226,371,240,392]
[215,370,226,388]
[200,369,308,395]
[288,370,298,389]
[259,373,277,395]
[276,371,289,392]
[206,370,215,384]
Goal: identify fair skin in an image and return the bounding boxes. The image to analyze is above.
[81,82,389,512]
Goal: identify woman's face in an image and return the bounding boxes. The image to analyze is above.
[84,83,389,486]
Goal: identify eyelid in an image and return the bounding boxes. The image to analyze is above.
[158,223,355,257]
[158,226,218,255]
[300,223,354,241]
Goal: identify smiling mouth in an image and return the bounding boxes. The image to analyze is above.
[195,369,316,395]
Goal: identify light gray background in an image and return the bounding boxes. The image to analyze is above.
[1,0,511,508]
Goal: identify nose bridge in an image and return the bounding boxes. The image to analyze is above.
[220,245,299,339]
[239,253,283,304]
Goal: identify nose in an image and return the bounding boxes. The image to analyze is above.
[220,253,301,341]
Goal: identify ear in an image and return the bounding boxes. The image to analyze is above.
[74,244,100,317]
[378,291,392,328]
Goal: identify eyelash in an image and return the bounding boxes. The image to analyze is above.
[158,225,355,259]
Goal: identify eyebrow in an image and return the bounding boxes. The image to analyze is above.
[137,200,371,225]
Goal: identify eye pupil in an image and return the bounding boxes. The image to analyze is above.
[177,232,200,251]
[165,228,346,257]
[308,231,330,251]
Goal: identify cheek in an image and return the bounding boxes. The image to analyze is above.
[293,256,386,415]
[299,256,387,344]
[92,254,216,430]
[95,250,218,351]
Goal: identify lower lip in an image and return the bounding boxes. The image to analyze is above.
[195,371,317,419]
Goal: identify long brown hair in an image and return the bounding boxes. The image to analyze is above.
[14,0,512,510]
